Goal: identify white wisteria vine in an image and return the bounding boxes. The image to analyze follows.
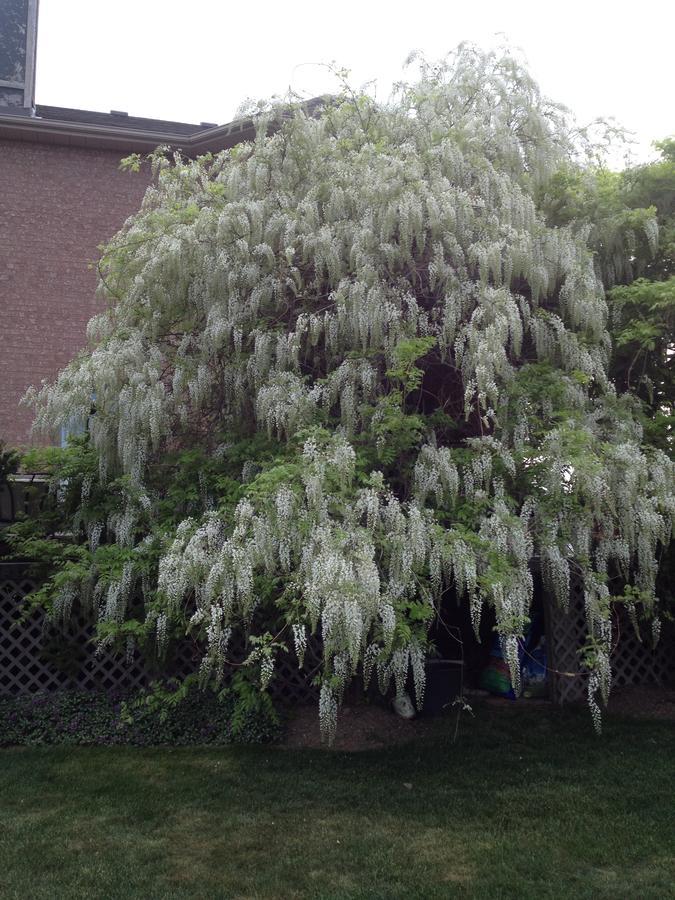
[25,46,674,739]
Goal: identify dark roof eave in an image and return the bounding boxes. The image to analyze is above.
[0,112,259,154]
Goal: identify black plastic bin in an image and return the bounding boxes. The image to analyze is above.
[422,658,463,715]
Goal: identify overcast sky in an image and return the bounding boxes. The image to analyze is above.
[35,0,672,166]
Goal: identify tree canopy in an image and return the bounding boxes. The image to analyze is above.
[16,46,675,738]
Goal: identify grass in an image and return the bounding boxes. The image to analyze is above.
[1,703,674,899]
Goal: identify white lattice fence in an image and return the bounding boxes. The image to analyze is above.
[548,577,674,703]
[0,567,318,702]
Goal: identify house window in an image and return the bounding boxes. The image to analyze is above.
[60,417,87,448]
[0,0,38,111]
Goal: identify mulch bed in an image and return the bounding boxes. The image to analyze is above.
[606,684,675,720]
[280,684,675,751]
[282,701,439,752]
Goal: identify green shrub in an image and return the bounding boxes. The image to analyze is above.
[0,683,281,747]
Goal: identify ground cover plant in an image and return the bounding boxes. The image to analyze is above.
[0,681,280,747]
[8,46,674,739]
[0,705,673,899]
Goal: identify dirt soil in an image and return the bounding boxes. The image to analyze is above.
[281,685,675,751]
[282,701,440,752]
[605,684,675,720]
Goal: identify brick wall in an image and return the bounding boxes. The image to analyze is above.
[0,139,151,447]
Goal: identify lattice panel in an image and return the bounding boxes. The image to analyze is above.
[547,578,588,704]
[75,631,152,693]
[0,569,319,703]
[166,632,320,704]
[610,611,673,690]
[548,577,674,704]
[0,575,69,693]
[270,637,321,704]
[5,565,671,708]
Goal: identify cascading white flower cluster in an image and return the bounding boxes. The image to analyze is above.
[29,46,674,738]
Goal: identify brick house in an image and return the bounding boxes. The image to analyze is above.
[0,0,261,448]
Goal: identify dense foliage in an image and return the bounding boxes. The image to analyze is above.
[539,137,675,452]
[0,441,19,485]
[0,682,280,747]
[11,47,674,738]
[538,137,675,617]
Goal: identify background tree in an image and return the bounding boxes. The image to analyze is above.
[538,137,675,445]
[0,442,19,499]
[537,136,675,613]
[11,47,674,739]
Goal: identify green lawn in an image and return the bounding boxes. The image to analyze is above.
[1,704,673,899]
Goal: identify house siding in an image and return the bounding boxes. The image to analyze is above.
[0,139,150,446]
